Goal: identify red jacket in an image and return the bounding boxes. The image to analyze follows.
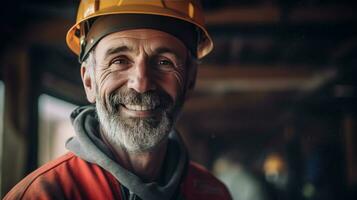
[4,153,231,200]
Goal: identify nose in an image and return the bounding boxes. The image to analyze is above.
[127,60,155,93]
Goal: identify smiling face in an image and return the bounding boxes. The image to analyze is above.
[81,29,196,152]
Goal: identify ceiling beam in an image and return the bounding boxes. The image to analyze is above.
[290,5,357,23]
[184,91,293,113]
[22,18,71,45]
[205,5,357,25]
[195,65,337,93]
[197,65,314,79]
[178,111,281,136]
[205,6,280,25]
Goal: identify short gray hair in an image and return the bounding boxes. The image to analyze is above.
[82,50,96,79]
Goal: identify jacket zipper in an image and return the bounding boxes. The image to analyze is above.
[129,191,136,200]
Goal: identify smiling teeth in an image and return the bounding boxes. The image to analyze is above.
[125,104,156,111]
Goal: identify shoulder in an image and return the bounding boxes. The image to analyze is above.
[3,153,106,200]
[181,161,232,200]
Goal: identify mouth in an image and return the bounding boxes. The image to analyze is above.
[124,104,157,111]
[120,103,161,118]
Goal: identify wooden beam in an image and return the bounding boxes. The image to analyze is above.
[42,72,87,105]
[343,115,357,186]
[205,6,280,25]
[184,92,291,113]
[178,111,281,136]
[290,5,357,23]
[179,92,291,136]
[197,65,314,80]
[1,47,40,197]
[195,65,336,93]
[205,5,357,26]
[22,18,72,45]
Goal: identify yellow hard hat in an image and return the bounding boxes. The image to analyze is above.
[66,0,213,61]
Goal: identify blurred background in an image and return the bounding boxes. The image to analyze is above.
[0,0,357,199]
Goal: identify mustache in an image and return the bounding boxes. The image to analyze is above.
[107,88,173,113]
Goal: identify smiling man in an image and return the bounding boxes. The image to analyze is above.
[4,1,232,200]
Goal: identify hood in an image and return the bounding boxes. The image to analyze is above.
[66,105,188,200]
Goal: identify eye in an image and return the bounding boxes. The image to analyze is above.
[112,58,130,65]
[110,56,132,69]
[154,58,175,71]
[158,59,172,66]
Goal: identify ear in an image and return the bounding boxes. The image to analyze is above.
[80,65,96,103]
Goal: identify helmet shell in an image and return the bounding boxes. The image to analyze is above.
[66,0,213,59]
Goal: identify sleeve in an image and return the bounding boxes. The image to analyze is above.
[3,175,66,200]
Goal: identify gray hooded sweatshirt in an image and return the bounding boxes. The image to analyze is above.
[66,105,188,200]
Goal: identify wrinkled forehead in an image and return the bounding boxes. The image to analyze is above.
[95,29,188,60]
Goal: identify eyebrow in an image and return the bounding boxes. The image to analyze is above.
[104,45,133,58]
[103,46,184,60]
[153,47,183,60]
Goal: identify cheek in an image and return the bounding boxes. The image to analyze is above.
[97,71,128,103]
[155,71,186,101]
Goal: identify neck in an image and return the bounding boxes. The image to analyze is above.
[101,130,168,182]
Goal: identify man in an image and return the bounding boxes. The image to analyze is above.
[4,0,232,199]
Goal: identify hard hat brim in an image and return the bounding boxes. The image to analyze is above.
[66,5,213,59]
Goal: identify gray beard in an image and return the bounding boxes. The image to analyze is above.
[95,88,183,153]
